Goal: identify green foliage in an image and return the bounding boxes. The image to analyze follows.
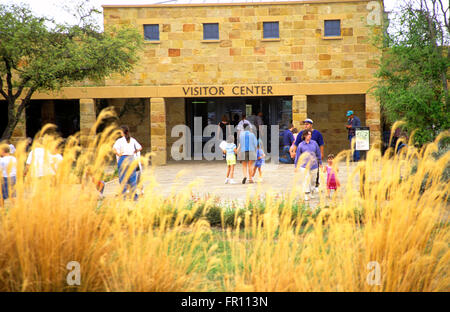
[0,3,143,139]
[371,2,450,146]
[164,199,322,230]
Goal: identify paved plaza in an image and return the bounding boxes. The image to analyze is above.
[103,160,360,205]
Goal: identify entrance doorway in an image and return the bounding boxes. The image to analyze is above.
[185,96,292,158]
[26,100,80,139]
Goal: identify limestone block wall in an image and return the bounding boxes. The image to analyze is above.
[150,98,167,165]
[292,95,307,129]
[365,93,381,146]
[307,94,365,156]
[80,99,97,146]
[103,1,382,86]
[100,98,151,153]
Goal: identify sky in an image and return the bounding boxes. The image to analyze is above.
[1,0,405,27]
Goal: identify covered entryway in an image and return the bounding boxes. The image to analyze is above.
[25,100,80,138]
[185,96,292,158]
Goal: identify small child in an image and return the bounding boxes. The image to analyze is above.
[223,135,238,184]
[252,140,265,182]
[83,166,105,199]
[0,144,17,203]
[323,154,340,198]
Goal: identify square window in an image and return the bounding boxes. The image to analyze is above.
[263,21,279,39]
[144,24,159,41]
[203,23,219,40]
[324,20,341,37]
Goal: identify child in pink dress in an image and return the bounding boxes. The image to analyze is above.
[323,154,340,198]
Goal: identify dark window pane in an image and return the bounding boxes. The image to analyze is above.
[263,22,279,39]
[144,24,159,41]
[324,20,341,37]
[203,23,219,40]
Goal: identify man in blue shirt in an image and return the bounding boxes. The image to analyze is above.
[290,118,324,191]
[345,110,361,162]
[279,124,295,164]
[238,123,258,184]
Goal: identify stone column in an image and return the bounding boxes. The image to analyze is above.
[79,98,96,146]
[365,94,381,149]
[150,97,167,165]
[292,95,307,129]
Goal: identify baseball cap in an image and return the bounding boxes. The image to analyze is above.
[346,110,354,117]
[303,118,313,124]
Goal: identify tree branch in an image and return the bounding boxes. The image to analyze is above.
[437,0,449,31]
[0,76,8,100]
[3,57,14,98]
[13,76,31,101]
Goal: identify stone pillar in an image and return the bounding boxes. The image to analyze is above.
[292,95,307,129]
[79,98,96,146]
[365,94,381,149]
[150,97,167,165]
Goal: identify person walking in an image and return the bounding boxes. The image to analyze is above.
[218,115,231,159]
[254,111,264,138]
[290,118,324,192]
[223,135,238,184]
[345,110,361,162]
[0,144,17,203]
[279,124,295,164]
[238,123,258,184]
[323,154,340,199]
[24,138,53,178]
[217,115,231,141]
[113,125,142,200]
[252,139,265,182]
[294,130,322,201]
[236,114,253,135]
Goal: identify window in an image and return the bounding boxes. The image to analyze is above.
[324,20,341,37]
[203,23,219,40]
[263,22,279,39]
[144,24,159,41]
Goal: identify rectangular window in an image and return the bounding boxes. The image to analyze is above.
[144,24,159,41]
[324,20,341,37]
[203,23,219,40]
[263,21,279,39]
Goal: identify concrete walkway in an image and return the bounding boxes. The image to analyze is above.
[104,160,360,206]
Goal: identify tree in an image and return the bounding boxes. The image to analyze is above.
[372,0,449,145]
[0,3,143,140]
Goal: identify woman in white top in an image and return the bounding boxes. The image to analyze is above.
[113,125,142,200]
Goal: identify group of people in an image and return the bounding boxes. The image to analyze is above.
[276,110,361,200]
[221,123,265,184]
[1,109,361,203]
[0,137,65,204]
[217,110,363,200]
[0,125,140,204]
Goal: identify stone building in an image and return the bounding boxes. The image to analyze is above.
[7,0,383,165]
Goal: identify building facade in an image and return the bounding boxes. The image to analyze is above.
[9,0,383,165]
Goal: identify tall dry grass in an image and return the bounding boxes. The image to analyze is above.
[0,112,448,291]
[221,126,449,292]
